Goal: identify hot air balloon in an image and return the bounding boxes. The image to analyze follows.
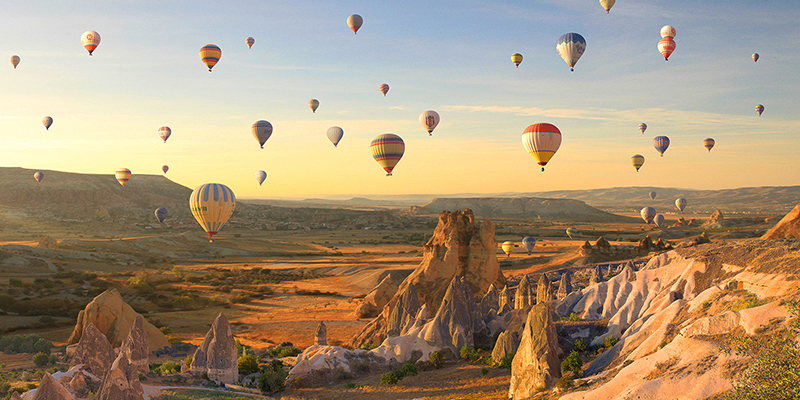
[33,172,43,183]
[419,110,440,135]
[631,154,645,172]
[327,126,344,147]
[653,136,670,156]
[158,126,171,143]
[255,170,267,186]
[115,168,131,186]
[641,207,656,224]
[81,30,101,56]
[162,165,169,174]
[42,116,53,130]
[309,99,319,113]
[10,55,20,69]
[660,25,676,38]
[649,191,657,200]
[246,37,255,48]
[379,83,390,96]
[370,134,405,176]
[658,37,676,61]
[599,0,615,13]
[190,183,236,241]
[347,14,363,34]
[752,53,759,62]
[556,33,586,72]
[703,138,715,152]
[511,53,523,68]
[522,237,536,255]
[654,214,665,228]
[756,104,764,116]
[501,241,514,257]
[675,197,687,212]
[200,44,221,72]
[639,123,647,134]
[155,208,168,223]
[522,123,562,172]
[566,227,578,239]
[251,120,273,149]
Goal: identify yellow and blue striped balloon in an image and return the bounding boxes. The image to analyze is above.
[556,33,586,72]
[190,183,236,241]
[200,44,222,72]
[115,168,131,186]
[653,136,670,156]
[370,134,404,176]
[631,154,645,172]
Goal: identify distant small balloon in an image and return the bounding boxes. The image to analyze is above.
[649,191,657,200]
[675,197,687,212]
[162,165,169,174]
[10,55,20,69]
[654,214,665,228]
[379,83,390,96]
[33,172,44,183]
[641,207,656,224]
[419,110,440,135]
[347,14,363,34]
[752,53,759,62]
[653,136,670,156]
[255,170,267,186]
[639,123,647,134]
[252,120,273,149]
[200,44,221,72]
[599,0,615,13]
[246,37,255,49]
[522,237,536,255]
[42,116,53,130]
[660,25,676,38]
[309,99,319,113]
[81,30,101,56]
[703,138,715,152]
[158,126,171,143]
[327,126,344,147]
[631,154,645,172]
[155,208,168,223]
[511,53,523,68]
[756,104,764,116]
[115,168,131,186]
[566,227,578,239]
[658,37,676,61]
[501,241,514,257]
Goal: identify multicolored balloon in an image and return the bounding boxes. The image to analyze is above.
[190,183,236,241]
[379,83,390,96]
[162,165,169,174]
[660,25,676,38]
[641,207,656,224]
[653,136,670,156]
[42,116,53,130]
[255,170,267,186]
[556,33,586,72]
[649,191,657,200]
[419,110,440,135]
[511,53,523,68]
[10,55,19,69]
[639,123,647,134]
[522,123,562,171]
[158,126,171,143]
[631,154,645,172]
[599,0,615,13]
[347,14,363,34]
[675,197,687,212]
[246,37,255,48]
[703,138,715,152]
[370,134,405,176]
[115,168,131,186]
[33,172,44,183]
[752,53,759,62]
[81,30,101,56]
[756,104,764,116]
[327,126,344,147]
[309,99,319,113]
[522,237,536,255]
[566,227,578,239]
[658,37,676,61]
[501,241,514,257]
[251,120,273,149]
[155,208,168,223]
[654,214,665,228]
[200,44,221,72]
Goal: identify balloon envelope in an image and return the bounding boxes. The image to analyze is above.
[566,227,578,239]
[703,138,715,152]
[246,37,255,48]
[115,168,131,186]
[347,14,363,34]
[511,53,523,67]
[639,123,647,134]
[522,123,562,171]
[556,33,586,71]
[501,241,514,256]
[200,44,221,72]
[309,99,319,113]
[660,25,676,38]
[599,0,615,13]
[155,208,168,223]
[658,37,676,60]
[654,214,665,228]
[158,126,171,143]
[370,134,405,176]
[42,116,53,130]
[756,104,764,116]
[33,172,43,183]
[675,197,687,212]
[162,165,169,174]
[649,191,657,200]
[81,30,101,55]
[327,126,344,147]
[752,53,759,62]
[190,183,236,239]
[419,110,440,135]
[522,237,536,255]
[10,55,19,69]
[631,154,645,172]
[379,83,389,96]
[641,207,656,224]
[255,170,267,186]
[252,120,273,149]
[653,136,670,156]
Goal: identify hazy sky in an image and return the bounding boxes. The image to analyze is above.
[1,0,798,198]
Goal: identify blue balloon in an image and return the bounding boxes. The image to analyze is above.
[522,237,536,255]
[155,208,168,223]
[653,136,670,156]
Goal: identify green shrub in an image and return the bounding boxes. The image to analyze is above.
[573,338,587,352]
[380,371,399,385]
[32,353,50,367]
[561,351,583,375]
[460,345,480,362]
[499,352,515,370]
[603,336,618,349]
[258,360,288,394]
[568,313,581,322]
[429,351,444,369]
[153,361,180,376]
[238,354,259,376]
[358,343,378,350]
[556,376,574,390]
[481,367,489,376]
[399,362,417,377]
[336,369,352,381]
[0,335,52,354]
[158,326,173,335]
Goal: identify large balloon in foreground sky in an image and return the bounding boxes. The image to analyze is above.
[327,126,344,147]
[752,53,759,62]
[42,116,53,130]
[251,120,273,149]
[419,110,440,135]
[347,14,363,34]
[675,197,687,212]
[658,37,676,61]
[756,104,764,116]
[81,30,101,56]
[33,172,43,183]
[660,25,676,38]
[10,55,19,69]
[501,241,514,257]
[599,0,615,13]
[162,165,169,174]
[639,123,647,134]
[309,99,319,113]
[641,207,656,224]
[653,136,670,156]
[654,214,665,228]
[511,53,523,67]
[631,154,645,172]
[556,33,586,72]
[522,237,536,255]
[379,83,390,96]
[158,126,171,143]
[370,133,405,176]
[200,44,221,72]
[704,138,715,152]
[522,123,562,172]
[155,208,168,223]
[190,183,236,241]
[566,227,578,239]
[649,191,657,200]
[115,168,131,186]
[255,170,267,186]
[246,37,255,48]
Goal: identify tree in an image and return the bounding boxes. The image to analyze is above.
[32,353,50,367]
[561,350,583,376]
[238,354,259,376]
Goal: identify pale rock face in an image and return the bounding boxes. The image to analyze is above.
[96,353,144,400]
[315,321,327,346]
[32,372,75,400]
[556,272,572,299]
[190,313,238,384]
[491,330,520,364]
[68,371,87,395]
[498,285,513,311]
[418,277,481,354]
[354,275,399,318]
[10,392,23,400]
[536,273,552,304]
[588,265,604,285]
[67,289,169,350]
[69,323,115,378]
[386,283,421,337]
[762,203,800,240]
[508,304,561,398]
[480,283,499,317]
[119,315,149,374]
[514,275,535,309]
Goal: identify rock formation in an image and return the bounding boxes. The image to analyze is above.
[386,283,421,337]
[315,321,327,346]
[96,353,144,400]
[10,391,22,400]
[32,372,74,400]
[68,371,88,397]
[708,209,724,224]
[499,285,513,311]
[589,265,604,285]
[69,323,115,378]
[762,203,800,240]
[514,275,535,309]
[556,272,572,299]
[480,284,499,317]
[508,304,561,398]
[37,236,58,249]
[350,209,506,347]
[536,273,551,304]
[67,289,169,350]
[354,274,399,318]
[418,277,481,354]
[119,315,149,374]
[491,330,520,364]
[190,312,238,384]
[678,232,712,248]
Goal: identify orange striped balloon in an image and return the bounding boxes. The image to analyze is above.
[115,168,131,186]
[658,37,676,61]
[379,83,389,96]
[522,123,562,171]
[200,44,222,72]
[370,134,404,176]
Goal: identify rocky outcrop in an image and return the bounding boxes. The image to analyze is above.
[37,236,58,249]
[68,371,87,397]
[556,272,572,299]
[354,275,399,318]
[589,266,604,285]
[96,353,144,400]
[491,330,520,364]
[480,284,499,317]
[762,203,800,240]
[418,277,481,354]
[678,232,711,248]
[10,391,23,400]
[514,275,535,309]
[386,283,421,337]
[67,289,169,350]
[190,313,238,384]
[32,372,74,400]
[314,321,327,346]
[508,304,561,398]
[536,273,551,304]
[119,315,149,374]
[707,209,724,224]
[499,285,513,311]
[69,323,115,378]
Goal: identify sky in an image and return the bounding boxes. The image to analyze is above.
[0,0,799,199]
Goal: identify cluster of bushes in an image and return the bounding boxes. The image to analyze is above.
[258,360,288,394]
[151,361,181,376]
[0,294,84,318]
[0,334,52,354]
[267,343,302,358]
[380,361,417,385]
